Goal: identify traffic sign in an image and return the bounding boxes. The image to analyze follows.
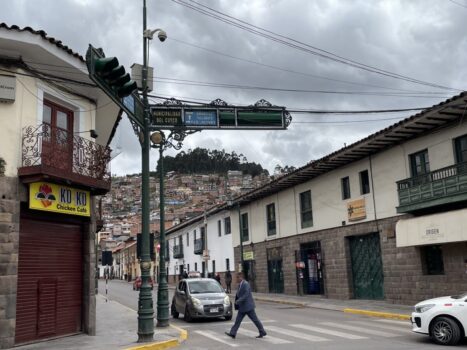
[150,105,288,130]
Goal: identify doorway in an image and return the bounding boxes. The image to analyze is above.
[297,241,324,295]
[348,233,384,299]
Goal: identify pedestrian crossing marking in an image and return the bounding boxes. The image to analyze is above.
[319,322,401,337]
[194,330,240,347]
[225,320,277,326]
[291,324,367,339]
[266,325,329,342]
[352,320,410,333]
[237,328,292,344]
[376,319,411,326]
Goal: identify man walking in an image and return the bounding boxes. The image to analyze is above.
[225,272,266,339]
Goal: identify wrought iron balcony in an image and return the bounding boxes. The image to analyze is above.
[19,124,111,194]
[194,239,203,255]
[173,245,184,259]
[397,161,467,213]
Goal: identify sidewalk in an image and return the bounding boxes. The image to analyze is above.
[15,295,186,350]
[250,291,412,320]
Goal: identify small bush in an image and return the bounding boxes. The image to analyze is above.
[0,157,5,176]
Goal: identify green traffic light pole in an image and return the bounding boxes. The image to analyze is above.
[137,0,157,341]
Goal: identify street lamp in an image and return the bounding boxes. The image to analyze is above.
[150,130,170,328]
[137,0,168,341]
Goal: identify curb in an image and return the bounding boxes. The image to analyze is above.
[124,339,179,350]
[254,297,307,308]
[343,308,411,321]
[253,295,411,321]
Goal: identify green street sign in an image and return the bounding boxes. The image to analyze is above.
[86,45,144,128]
[150,105,288,130]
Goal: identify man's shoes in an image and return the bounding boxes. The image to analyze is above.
[256,331,267,338]
[225,332,236,339]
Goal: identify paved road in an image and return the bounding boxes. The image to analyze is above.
[98,280,456,350]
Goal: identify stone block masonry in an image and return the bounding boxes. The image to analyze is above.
[0,177,20,349]
[233,216,467,305]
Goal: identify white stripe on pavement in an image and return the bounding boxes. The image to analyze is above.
[237,328,292,344]
[352,321,411,333]
[266,325,329,342]
[291,324,367,339]
[376,319,412,326]
[319,322,400,337]
[194,330,240,347]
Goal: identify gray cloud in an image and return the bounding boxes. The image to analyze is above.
[4,0,465,174]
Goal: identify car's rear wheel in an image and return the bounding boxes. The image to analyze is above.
[430,316,462,345]
[184,306,193,322]
[171,303,179,319]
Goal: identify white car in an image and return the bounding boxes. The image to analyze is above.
[412,292,467,345]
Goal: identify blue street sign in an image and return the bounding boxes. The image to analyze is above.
[184,110,217,126]
[123,95,135,114]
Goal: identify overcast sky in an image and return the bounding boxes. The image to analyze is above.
[4,0,467,175]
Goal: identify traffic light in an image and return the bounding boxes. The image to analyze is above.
[94,56,137,98]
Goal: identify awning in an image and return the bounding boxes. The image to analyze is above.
[396,208,467,247]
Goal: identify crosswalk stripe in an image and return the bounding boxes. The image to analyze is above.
[194,330,240,347]
[291,324,367,339]
[352,321,410,333]
[376,319,411,326]
[225,320,277,326]
[237,328,292,344]
[266,325,329,342]
[319,322,400,337]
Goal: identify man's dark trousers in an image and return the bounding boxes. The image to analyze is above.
[230,309,265,336]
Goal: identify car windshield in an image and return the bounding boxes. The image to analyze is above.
[188,280,223,294]
[450,292,467,299]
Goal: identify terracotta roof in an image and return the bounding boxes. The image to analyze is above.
[0,23,84,62]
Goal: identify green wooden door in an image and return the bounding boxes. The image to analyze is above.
[349,233,384,299]
[267,259,284,294]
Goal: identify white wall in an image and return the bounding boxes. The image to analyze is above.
[0,67,96,177]
[166,210,234,278]
[231,121,467,246]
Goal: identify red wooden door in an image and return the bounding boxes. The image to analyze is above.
[41,100,74,172]
[15,218,83,344]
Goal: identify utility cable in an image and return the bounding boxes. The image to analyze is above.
[173,0,462,91]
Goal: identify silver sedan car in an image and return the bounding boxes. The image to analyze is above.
[171,278,233,322]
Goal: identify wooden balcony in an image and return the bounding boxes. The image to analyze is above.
[173,245,184,259]
[397,162,467,213]
[194,239,203,255]
[18,124,111,194]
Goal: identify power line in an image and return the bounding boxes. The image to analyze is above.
[172,0,462,91]
[147,93,428,114]
[152,77,450,98]
[448,0,467,9]
[168,37,444,95]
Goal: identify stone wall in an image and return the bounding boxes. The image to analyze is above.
[233,216,467,305]
[0,177,20,349]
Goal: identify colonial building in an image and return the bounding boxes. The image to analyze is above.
[0,24,121,348]
[165,207,234,289]
[165,92,467,305]
[226,92,467,305]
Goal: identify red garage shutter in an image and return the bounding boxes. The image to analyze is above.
[15,218,83,344]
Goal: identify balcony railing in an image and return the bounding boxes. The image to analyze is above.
[19,124,111,193]
[397,161,467,213]
[173,245,184,259]
[194,239,203,255]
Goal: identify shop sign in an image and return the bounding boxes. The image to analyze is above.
[347,198,366,221]
[243,251,254,261]
[29,182,90,217]
[0,75,15,102]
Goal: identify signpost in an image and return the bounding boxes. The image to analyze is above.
[150,105,288,130]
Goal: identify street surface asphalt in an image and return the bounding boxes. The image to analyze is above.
[98,280,465,350]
